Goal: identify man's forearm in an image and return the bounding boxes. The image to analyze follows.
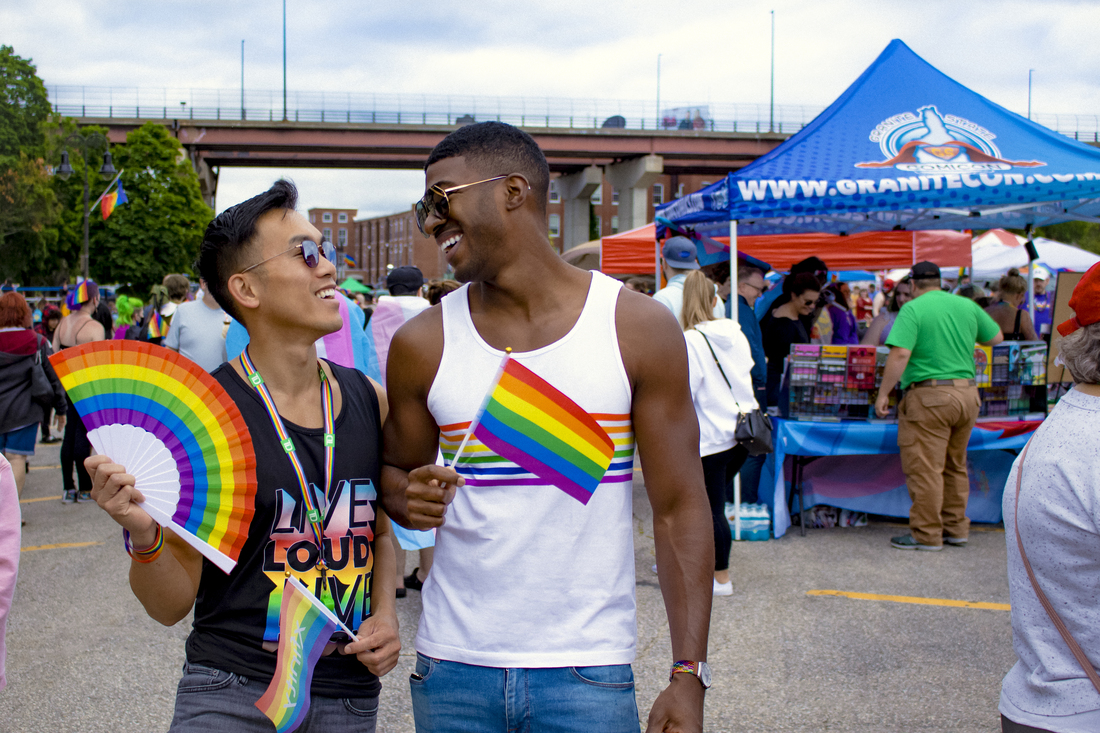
[129,532,201,626]
[379,465,412,527]
[653,496,712,661]
[877,348,911,399]
[371,513,398,620]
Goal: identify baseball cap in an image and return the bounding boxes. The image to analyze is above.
[1057,261,1100,337]
[910,261,941,280]
[661,237,699,270]
[386,266,424,295]
[1032,265,1051,281]
[882,278,895,292]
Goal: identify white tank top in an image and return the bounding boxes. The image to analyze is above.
[417,271,636,668]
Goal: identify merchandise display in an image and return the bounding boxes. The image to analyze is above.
[784,341,1047,422]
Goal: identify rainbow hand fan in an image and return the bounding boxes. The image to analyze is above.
[50,340,257,573]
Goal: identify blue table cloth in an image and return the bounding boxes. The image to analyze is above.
[761,418,1041,537]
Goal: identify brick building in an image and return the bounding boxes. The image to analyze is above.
[312,172,715,287]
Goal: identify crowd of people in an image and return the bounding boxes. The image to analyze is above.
[0,120,1096,733]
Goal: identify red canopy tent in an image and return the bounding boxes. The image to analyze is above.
[600,223,972,274]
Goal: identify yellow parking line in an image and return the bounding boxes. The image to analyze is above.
[21,542,104,553]
[28,465,61,471]
[807,589,1010,611]
[19,495,61,504]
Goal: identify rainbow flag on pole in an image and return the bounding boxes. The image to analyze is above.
[255,576,358,733]
[467,356,615,505]
[100,181,128,220]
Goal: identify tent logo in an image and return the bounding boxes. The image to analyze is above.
[857,105,1044,172]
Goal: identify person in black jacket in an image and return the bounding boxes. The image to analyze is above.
[0,292,66,499]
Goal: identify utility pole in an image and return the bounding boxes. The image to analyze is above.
[769,10,775,133]
[282,0,287,121]
[656,54,662,129]
[241,40,245,120]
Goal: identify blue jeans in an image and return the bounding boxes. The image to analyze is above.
[409,654,640,733]
[168,662,378,732]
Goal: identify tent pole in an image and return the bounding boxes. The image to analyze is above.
[655,234,661,290]
[730,219,738,316]
[1028,252,1036,327]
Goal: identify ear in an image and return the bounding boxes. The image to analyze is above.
[503,174,529,212]
[227,273,262,317]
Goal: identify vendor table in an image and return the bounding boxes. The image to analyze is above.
[760,418,1042,538]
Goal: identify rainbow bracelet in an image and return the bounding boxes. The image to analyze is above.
[123,524,164,563]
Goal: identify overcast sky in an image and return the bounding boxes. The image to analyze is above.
[6,0,1100,217]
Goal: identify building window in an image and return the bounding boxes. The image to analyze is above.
[700,181,711,190]
[594,216,602,234]
[611,188,619,206]
[309,213,316,223]
[338,213,348,223]
[549,180,560,203]
[323,227,332,241]
[591,184,602,205]
[652,183,664,206]
[676,183,685,198]
[548,214,560,238]
[322,212,333,223]
[338,228,347,246]
[611,216,619,234]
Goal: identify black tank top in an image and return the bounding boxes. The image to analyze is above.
[185,360,382,697]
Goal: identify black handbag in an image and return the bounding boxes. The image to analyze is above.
[29,344,53,405]
[697,330,774,455]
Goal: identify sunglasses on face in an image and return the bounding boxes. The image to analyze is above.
[413,175,509,236]
[800,297,817,306]
[239,239,337,274]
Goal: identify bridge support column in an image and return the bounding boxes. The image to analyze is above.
[557,165,602,251]
[606,155,663,232]
[193,156,218,210]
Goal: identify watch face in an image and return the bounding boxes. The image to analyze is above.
[697,662,712,688]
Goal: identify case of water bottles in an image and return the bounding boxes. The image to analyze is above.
[725,502,771,541]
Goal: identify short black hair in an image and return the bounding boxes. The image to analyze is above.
[425,122,550,210]
[195,179,298,322]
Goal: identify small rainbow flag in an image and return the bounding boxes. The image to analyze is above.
[66,279,96,309]
[256,576,357,733]
[468,356,615,505]
[342,253,356,267]
[147,310,166,339]
[101,181,128,219]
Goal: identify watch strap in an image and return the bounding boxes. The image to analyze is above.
[670,660,700,681]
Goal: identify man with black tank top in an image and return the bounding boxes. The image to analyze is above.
[381,122,714,732]
[84,181,400,732]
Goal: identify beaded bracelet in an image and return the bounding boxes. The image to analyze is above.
[123,524,164,563]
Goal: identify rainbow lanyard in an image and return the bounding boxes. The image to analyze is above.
[239,348,336,609]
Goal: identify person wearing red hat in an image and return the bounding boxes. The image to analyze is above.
[872,278,894,318]
[1000,261,1100,733]
[874,261,1003,551]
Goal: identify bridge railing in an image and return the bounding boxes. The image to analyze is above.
[47,85,1100,142]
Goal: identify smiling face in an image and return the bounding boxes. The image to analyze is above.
[794,290,820,316]
[421,156,511,283]
[233,208,342,337]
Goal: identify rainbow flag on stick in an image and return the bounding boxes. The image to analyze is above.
[100,181,128,220]
[451,351,615,505]
[255,576,359,733]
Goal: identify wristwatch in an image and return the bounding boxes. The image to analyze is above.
[669,660,711,689]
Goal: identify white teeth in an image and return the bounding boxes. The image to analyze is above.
[440,234,462,253]
[316,288,335,299]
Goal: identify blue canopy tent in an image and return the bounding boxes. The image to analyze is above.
[657,39,1100,321]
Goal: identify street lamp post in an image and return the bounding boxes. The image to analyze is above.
[54,131,118,281]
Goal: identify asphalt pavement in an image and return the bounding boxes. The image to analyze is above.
[1,442,1015,732]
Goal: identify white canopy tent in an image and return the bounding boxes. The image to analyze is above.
[970,229,1100,281]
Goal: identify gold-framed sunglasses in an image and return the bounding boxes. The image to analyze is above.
[413,175,508,236]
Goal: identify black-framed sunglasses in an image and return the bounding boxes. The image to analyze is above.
[413,175,508,236]
[239,239,337,274]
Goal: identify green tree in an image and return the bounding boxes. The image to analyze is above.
[0,46,59,282]
[88,122,213,294]
[0,45,51,159]
[1033,221,1100,255]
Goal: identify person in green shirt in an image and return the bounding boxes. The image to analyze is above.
[874,261,1003,551]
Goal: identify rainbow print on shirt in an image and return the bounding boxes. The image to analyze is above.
[261,478,377,642]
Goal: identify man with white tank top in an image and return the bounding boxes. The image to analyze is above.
[381,121,714,733]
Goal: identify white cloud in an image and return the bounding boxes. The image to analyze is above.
[6,0,1100,217]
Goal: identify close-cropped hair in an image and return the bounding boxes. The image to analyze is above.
[195,179,298,322]
[738,266,764,284]
[1059,322,1100,384]
[425,122,550,211]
